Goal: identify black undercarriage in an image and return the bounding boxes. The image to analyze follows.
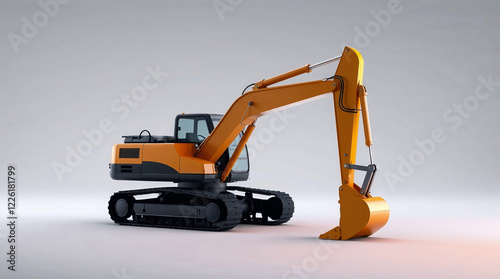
[108,185,294,231]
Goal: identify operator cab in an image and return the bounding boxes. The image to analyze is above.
[175,114,213,143]
[174,113,250,182]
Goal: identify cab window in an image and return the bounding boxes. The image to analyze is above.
[177,117,209,143]
[228,133,249,173]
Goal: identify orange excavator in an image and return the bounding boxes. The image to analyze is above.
[108,47,389,240]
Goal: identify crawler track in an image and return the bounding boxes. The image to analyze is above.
[108,187,242,231]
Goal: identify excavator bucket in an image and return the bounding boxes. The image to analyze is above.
[319,185,389,240]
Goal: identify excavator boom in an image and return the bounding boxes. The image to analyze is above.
[195,47,389,240]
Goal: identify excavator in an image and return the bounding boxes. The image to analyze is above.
[107,46,390,240]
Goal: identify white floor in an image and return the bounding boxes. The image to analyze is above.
[2,198,499,279]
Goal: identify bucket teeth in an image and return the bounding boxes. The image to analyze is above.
[319,226,341,240]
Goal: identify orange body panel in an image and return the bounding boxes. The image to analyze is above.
[179,156,215,174]
[112,143,215,175]
[142,144,180,172]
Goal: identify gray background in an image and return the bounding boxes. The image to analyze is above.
[1,0,499,278]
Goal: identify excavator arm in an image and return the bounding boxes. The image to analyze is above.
[195,47,389,240]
